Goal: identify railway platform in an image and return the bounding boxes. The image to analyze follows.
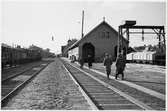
[65,57,165,94]
[83,61,165,94]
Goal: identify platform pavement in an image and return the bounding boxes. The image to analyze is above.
[2,58,92,110]
[61,57,165,101]
[62,57,165,83]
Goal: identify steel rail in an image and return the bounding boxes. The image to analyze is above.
[66,61,154,110]
[75,62,165,101]
[2,67,34,82]
[2,62,44,82]
[84,64,165,101]
[62,63,98,110]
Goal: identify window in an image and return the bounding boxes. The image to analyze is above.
[99,31,110,39]
[106,32,110,38]
[98,32,101,38]
[102,32,105,38]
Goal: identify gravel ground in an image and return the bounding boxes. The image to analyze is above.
[2,58,91,110]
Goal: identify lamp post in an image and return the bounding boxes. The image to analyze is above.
[81,10,84,38]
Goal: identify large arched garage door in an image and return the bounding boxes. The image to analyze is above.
[82,43,95,62]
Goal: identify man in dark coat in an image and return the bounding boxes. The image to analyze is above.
[103,53,113,80]
[79,57,84,69]
[115,53,126,80]
[87,55,93,68]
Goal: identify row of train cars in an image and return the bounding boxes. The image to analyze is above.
[126,51,166,66]
[67,51,165,66]
[65,48,166,66]
[1,43,55,69]
[67,47,166,66]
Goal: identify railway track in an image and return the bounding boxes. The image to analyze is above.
[2,61,48,82]
[1,61,52,107]
[2,61,47,81]
[61,59,165,110]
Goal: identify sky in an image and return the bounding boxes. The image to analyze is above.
[1,0,166,54]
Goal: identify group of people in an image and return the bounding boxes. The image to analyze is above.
[78,52,126,80]
[79,54,93,69]
[103,53,126,80]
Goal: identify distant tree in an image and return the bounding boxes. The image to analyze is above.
[134,45,146,52]
[127,47,136,54]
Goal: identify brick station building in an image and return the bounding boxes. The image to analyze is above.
[67,20,129,62]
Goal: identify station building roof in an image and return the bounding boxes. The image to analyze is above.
[67,20,128,51]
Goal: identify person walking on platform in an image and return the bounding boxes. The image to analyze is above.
[88,55,93,69]
[115,53,126,80]
[103,53,113,80]
[79,57,84,69]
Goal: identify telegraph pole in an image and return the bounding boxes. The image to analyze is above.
[81,10,84,38]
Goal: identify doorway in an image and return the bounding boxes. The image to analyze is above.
[82,43,95,62]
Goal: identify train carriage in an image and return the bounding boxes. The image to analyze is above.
[126,51,165,65]
[1,44,42,69]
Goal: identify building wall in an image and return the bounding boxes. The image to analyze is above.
[68,47,79,60]
[61,39,78,57]
[78,23,128,61]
